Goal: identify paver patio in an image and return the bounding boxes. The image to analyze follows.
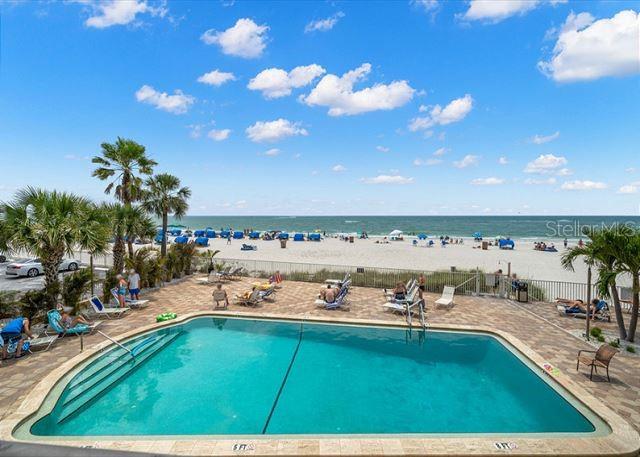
[1,274,638,443]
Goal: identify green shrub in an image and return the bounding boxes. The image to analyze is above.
[102,268,118,303]
[20,288,51,320]
[590,327,602,338]
[609,340,620,348]
[597,335,605,342]
[626,345,636,353]
[0,291,20,318]
[62,269,92,314]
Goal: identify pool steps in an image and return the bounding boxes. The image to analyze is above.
[55,331,182,424]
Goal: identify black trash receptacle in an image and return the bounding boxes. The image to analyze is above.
[516,282,528,303]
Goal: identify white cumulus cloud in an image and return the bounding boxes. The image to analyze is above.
[201,18,268,59]
[197,69,236,87]
[208,129,231,141]
[409,94,473,131]
[539,10,640,82]
[433,147,448,156]
[263,148,280,157]
[524,154,568,174]
[84,0,167,29]
[301,63,415,116]
[498,156,508,165]
[304,12,344,33]
[453,154,479,168]
[248,64,326,99]
[135,85,194,114]
[524,177,557,185]
[414,158,442,166]
[460,0,541,23]
[617,181,640,194]
[376,146,390,152]
[361,175,414,185]
[245,119,308,143]
[471,177,505,185]
[561,180,607,190]
[332,164,347,173]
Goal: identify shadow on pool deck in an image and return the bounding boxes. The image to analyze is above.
[1,275,638,436]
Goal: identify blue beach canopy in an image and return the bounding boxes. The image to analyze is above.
[293,233,304,241]
[233,231,244,239]
[249,231,261,239]
[220,230,231,238]
[206,229,216,238]
[308,233,321,241]
[194,229,205,237]
[473,232,482,239]
[154,234,164,243]
[278,232,289,240]
[195,236,209,246]
[499,238,515,249]
[170,228,182,236]
[174,236,188,244]
[417,233,427,240]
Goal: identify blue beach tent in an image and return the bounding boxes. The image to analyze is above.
[499,238,515,250]
[174,236,189,244]
[206,229,216,238]
[220,230,231,239]
[233,231,244,239]
[194,230,206,237]
[154,233,165,244]
[308,233,321,241]
[473,232,483,241]
[195,237,209,247]
[278,232,289,240]
[293,233,305,241]
[417,233,427,240]
[170,228,182,236]
[249,231,261,240]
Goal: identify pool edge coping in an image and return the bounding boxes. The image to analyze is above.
[1,310,638,456]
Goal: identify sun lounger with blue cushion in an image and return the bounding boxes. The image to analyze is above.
[46,309,101,338]
[557,300,611,321]
[90,296,129,319]
[110,288,149,309]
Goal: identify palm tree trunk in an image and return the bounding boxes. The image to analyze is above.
[585,266,591,340]
[609,284,627,340]
[627,273,639,342]
[113,238,126,273]
[161,212,168,257]
[127,238,135,258]
[42,253,62,308]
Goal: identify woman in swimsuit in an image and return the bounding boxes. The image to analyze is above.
[116,275,127,308]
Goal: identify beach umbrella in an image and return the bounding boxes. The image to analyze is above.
[417,233,427,240]
[389,229,403,237]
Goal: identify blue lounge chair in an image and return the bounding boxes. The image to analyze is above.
[90,296,129,319]
[110,288,149,309]
[557,300,611,321]
[46,309,99,338]
[195,236,209,247]
[249,231,261,240]
[293,233,305,241]
[174,236,189,244]
[233,231,245,239]
[308,233,321,241]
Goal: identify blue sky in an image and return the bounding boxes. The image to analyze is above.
[1,0,639,215]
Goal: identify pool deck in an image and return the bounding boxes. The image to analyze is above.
[1,275,639,456]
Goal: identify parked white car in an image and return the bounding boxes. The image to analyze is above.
[5,258,80,277]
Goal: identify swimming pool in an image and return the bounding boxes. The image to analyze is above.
[19,316,605,438]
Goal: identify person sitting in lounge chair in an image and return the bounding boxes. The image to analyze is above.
[392,282,407,301]
[269,271,283,288]
[57,304,92,328]
[324,287,337,304]
[1,317,33,359]
[212,284,230,309]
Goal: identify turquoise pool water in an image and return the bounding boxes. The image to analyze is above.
[28,317,597,436]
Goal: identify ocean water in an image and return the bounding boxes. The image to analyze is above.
[168,215,640,240]
[31,317,595,436]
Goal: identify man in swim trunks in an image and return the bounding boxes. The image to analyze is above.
[128,269,141,300]
[324,287,337,304]
[1,317,34,359]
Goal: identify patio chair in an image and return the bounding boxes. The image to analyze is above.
[90,296,130,319]
[325,272,350,286]
[557,300,611,322]
[384,279,416,300]
[435,286,455,308]
[212,289,229,309]
[235,289,263,307]
[577,344,618,381]
[45,309,102,339]
[383,287,420,314]
[259,284,277,302]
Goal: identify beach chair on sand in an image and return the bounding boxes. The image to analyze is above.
[46,309,101,338]
[325,272,350,286]
[90,296,129,319]
[435,286,455,308]
[577,344,618,381]
[110,288,149,309]
[235,289,263,307]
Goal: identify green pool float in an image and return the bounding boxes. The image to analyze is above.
[156,312,177,322]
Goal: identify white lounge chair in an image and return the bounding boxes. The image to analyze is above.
[383,287,419,313]
[384,279,416,300]
[435,286,455,308]
[110,288,148,309]
[90,296,129,319]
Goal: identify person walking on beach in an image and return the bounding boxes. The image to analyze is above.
[563,238,568,249]
[128,269,141,301]
[226,234,232,245]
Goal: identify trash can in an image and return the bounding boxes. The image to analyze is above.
[349,236,354,243]
[516,282,528,303]
[482,241,488,250]
[280,239,287,249]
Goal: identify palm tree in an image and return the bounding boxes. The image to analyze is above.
[92,137,157,255]
[614,228,640,342]
[106,203,156,273]
[0,188,110,306]
[140,173,191,257]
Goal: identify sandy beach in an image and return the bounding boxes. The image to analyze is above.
[196,236,597,284]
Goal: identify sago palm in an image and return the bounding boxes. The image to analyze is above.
[140,173,191,257]
[0,188,110,306]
